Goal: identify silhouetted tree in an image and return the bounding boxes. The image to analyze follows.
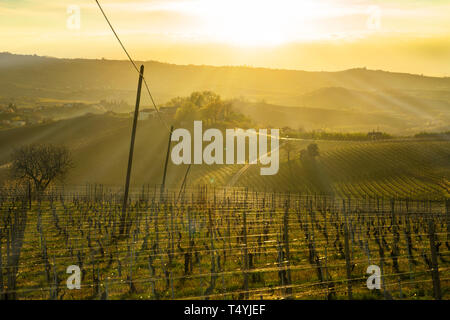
[10,144,73,196]
[171,91,250,127]
[307,143,320,158]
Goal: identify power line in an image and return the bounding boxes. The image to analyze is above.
[94,0,170,132]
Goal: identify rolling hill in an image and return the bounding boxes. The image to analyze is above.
[1,52,449,134]
[0,113,448,199]
[0,53,449,196]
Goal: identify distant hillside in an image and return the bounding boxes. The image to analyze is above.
[0,114,188,187]
[298,86,450,115]
[1,52,449,134]
[0,114,247,188]
[197,139,450,199]
[0,113,448,197]
[232,100,446,134]
[1,52,449,103]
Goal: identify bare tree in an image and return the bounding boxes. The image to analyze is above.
[10,144,73,195]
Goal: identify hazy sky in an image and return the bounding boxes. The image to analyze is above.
[1,0,450,76]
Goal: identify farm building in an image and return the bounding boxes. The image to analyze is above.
[138,108,155,120]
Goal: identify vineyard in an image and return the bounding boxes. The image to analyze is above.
[0,186,448,300]
[2,0,450,306]
[193,139,450,199]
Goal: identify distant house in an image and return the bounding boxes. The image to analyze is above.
[159,106,178,116]
[138,108,155,120]
[368,130,384,140]
[132,107,178,120]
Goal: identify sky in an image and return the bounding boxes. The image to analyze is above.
[1,0,450,76]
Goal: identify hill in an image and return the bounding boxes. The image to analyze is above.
[233,100,410,134]
[221,139,450,199]
[0,114,448,199]
[1,52,449,134]
[0,114,192,187]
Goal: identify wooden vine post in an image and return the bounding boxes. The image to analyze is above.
[242,191,249,299]
[343,198,353,299]
[283,200,292,295]
[446,199,449,244]
[427,218,442,300]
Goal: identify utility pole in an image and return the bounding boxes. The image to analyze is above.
[177,164,192,203]
[120,64,144,236]
[161,125,174,202]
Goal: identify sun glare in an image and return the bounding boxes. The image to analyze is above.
[175,0,333,46]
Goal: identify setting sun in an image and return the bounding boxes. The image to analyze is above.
[176,0,331,46]
[1,0,450,75]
